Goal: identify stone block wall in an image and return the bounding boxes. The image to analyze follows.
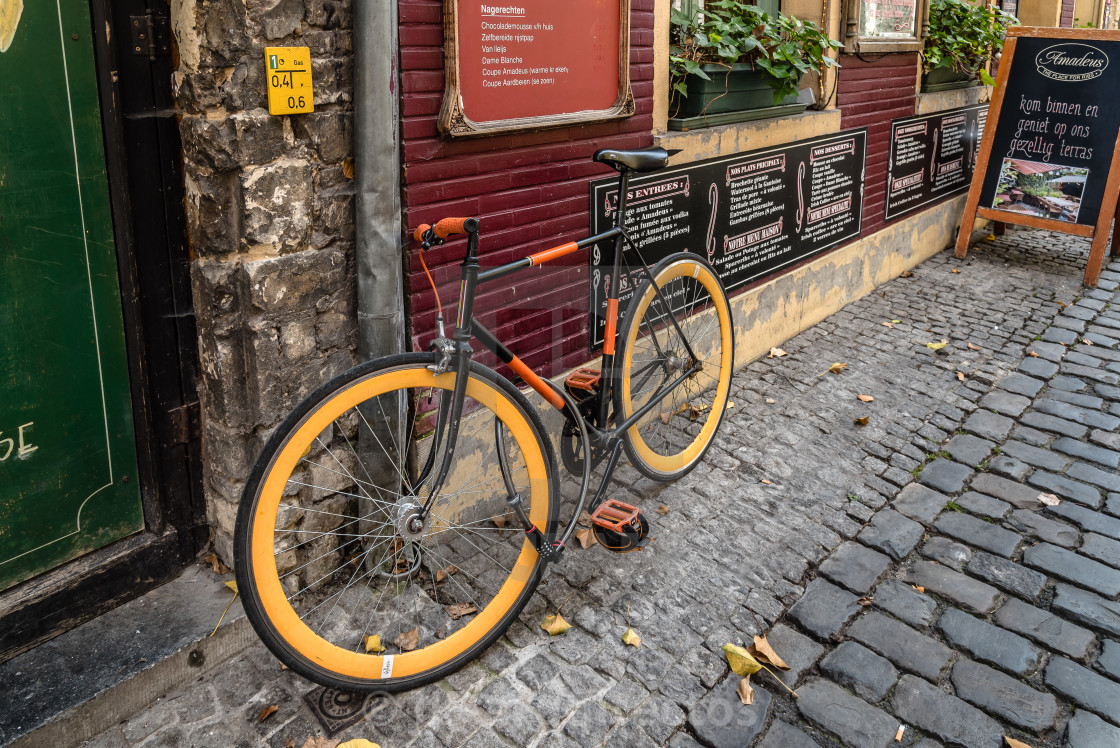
[171,0,357,562]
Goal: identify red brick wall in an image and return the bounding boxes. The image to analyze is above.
[398,0,655,378]
[1060,0,1076,26]
[836,53,919,236]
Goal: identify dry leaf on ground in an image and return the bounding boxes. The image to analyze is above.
[737,677,754,705]
[302,738,341,748]
[622,627,642,648]
[203,552,230,575]
[1003,738,1033,748]
[395,627,419,651]
[1029,350,1038,357]
[491,514,508,529]
[574,528,597,549]
[363,635,386,653]
[882,322,895,329]
[1056,301,1068,309]
[341,157,355,180]
[258,705,278,723]
[1037,493,1061,506]
[225,580,238,594]
[761,479,771,485]
[900,270,914,278]
[435,566,459,583]
[858,596,874,606]
[927,340,948,351]
[891,319,901,324]
[957,372,966,382]
[765,398,777,404]
[722,643,763,677]
[727,401,735,409]
[1084,339,1095,346]
[657,504,669,515]
[854,417,869,426]
[828,362,848,375]
[967,342,981,351]
[338,741,382,748]
[768,347,788,358]
[857,394,874,403]
[912,585,925,593]
[541,612,571,636]
[748,635,790,670]
[446,603,477,620]
[951,268,961,274]
[286,740,296,748]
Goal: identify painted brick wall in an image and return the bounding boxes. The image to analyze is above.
[836,53,919,237]
[1061,0,1076,26]
[398,0,655,379]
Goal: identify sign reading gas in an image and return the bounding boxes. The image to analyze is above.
[265,46,313,116]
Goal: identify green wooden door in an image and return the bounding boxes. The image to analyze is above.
[0,0,144,591]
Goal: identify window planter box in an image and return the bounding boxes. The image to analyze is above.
[921,66,979,92]
[673,63,802,118]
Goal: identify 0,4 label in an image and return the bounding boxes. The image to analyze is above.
[265,46,314,115]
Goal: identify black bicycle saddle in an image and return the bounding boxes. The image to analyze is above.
[593,146,677,173]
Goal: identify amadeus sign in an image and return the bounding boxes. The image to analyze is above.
[1035,43,1109,82]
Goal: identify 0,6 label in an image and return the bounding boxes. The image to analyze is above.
[265,46,314,115]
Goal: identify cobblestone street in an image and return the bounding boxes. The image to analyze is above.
[84,229,1120,747]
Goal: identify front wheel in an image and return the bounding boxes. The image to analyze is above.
[234,353,558,692]
[614,252,735,481]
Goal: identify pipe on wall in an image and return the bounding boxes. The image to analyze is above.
[354,0,406,361]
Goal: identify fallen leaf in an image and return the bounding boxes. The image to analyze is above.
[1003,738,1034,748]
[722,643,763,677]
[765,398,777,404]
[727,401,735,409]
[891,319,901,324]
[1029,350,1038,357]
[622,627,642,648]
[491,514,508,529]
[896,725,906,742]
[225,580,238,594]
[1037,493,1061,506]
[1056,301,1068,309]
[951,268,961,274]
[927,340,948,351]
[363,635,386,653]
[338,741,382,748]
[341,157,355,180]
[828,362,848,375]
[761,479,771,485]
[286,740,296,748]
[737,676,754,705]
[541,612,571,636]
[768,347,788,358]
[657,504,669,515]
[882,322,895,329]
[900,270,914,278]
[854,416,869,426]
[967,342,981,351]
[957,371,966,382]
[203,552,230,575]
[857,394,874,403]
[689,403,708,420]
[301,738,341,748]
[258,705,278,723]
[748,635,790,670]
[912,585,925,593]
[1084,339,1094,346]
[574,528,597,549]
[858,596,874,606]
[395,627,419,651]
[446,603,477,620]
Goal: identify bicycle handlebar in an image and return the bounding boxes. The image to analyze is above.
[413,218,478,243]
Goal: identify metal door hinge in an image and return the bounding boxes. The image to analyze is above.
[130,12,170,59]
[169,401,201,446]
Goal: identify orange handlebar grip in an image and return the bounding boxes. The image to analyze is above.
[433,217,471,238]
[413,224,432,242]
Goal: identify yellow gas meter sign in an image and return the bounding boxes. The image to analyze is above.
[265,47,313,115]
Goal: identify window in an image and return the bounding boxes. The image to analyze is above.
[843,0,929,53]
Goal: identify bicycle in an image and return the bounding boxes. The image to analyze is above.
[234,146,735,692]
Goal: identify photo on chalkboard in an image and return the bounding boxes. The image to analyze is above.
[991,157,1088,223]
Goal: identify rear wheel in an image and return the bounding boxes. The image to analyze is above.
[614,253,734,481]
[235,353,557,692]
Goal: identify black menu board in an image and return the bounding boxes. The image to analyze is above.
[588,130,867,349]
[885,105,988,221]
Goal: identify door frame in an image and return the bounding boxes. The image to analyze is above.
[0,0,205,662]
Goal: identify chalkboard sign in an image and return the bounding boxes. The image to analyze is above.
[588,130,868,349]
[885,104,988,221]
[438,0,635,137]
[956,28,1120,286]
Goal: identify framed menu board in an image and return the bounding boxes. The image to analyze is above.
[438,0,635,137]
[955,27,1120,286]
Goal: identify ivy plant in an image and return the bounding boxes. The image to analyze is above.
[669,1,841,109]
[923,0,1018,84]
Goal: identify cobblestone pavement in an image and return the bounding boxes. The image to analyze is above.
[83,228,1120,747]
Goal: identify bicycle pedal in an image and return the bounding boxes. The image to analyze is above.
[589,499,641,533]
[565,367,601,394]
[591,500,650,554]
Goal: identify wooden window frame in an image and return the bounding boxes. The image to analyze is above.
[437,0,636,138]
[843,0,930,53]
